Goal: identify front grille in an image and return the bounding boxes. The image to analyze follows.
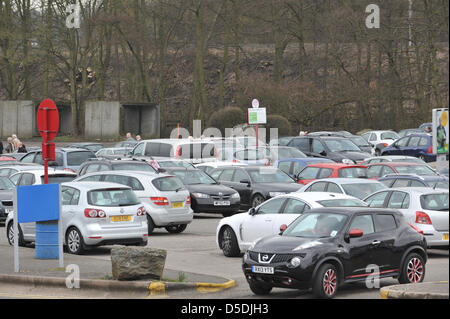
[248,251,305,264]
[211,195,231,200]
[1,201,13,207]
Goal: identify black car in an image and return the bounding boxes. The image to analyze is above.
[163,168,240,217]
[0,177,14,224]
[286,136,371,164]
[77,158,157,176]
[209,166,302,209]
[243,207,427,298]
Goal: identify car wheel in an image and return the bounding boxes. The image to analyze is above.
[222,212,235,217]
[147,215,155,235]
[312,263,339,299]
[66,227,85,255]
[375,149,381,156]
[165,224,187,234]
[398,253,425,284]
[419,155,426,162]
[249,282,272,295]
[7,222,26,247]
[252,194,265,208]
[220,226,240,257]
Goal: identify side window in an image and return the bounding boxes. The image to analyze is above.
[410,180,426,187]
[104,175,129,186]
[257,198,286,214]
[407,136,420,147]
[98,164,110,172]
[61,187,74,205]
[209,169,223,180]
[312,140,325,153]
[290,138,310,152]
[20,153,35,163]
[418,137,428,146]
[392,179,411,187]
[85,164,100,173]
[381,166,395,176]
[128,177,145,191]
[9,174,21,185]
[0,169,10,177]
[278,161,292,174]
[78,175,103,182]
[318,168,333,178]
[365,191,390,208]
[368,166,383,178]
[292,162,305,176]
[380,179,394,188]
[298,167,320,180]
[283,199,309,214]
[145,143,160,156]
[308,181,327,192]
[374,214,397,232]
[218,169,234,182]
[327,183,343,193]
[232,169,248,183]
[387,191,409,209]
[369,134,377,142]
[159,144,172,157]
[132,142,145,156]
[19,173,35,186]
[396,137,409,147]
[349,215,375,235]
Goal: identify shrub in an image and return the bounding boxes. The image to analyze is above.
[207,107,245,135]
[265,114,292,136]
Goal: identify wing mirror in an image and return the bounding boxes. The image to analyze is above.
[349,229,363,238]
[279,224,288,235]
[249,208,257,216]
[240,179,251,186]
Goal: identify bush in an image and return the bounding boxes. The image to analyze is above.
[207,107,245,135]
[265,114,292,136]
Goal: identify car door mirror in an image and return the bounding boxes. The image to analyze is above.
[349,229,363,238]
[240,179,250,186]
[319,151,327,156]
[249,208,256,216]
[48,161,58,167]
[279,224,288,235]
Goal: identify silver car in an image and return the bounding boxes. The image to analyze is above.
[74,171,193,234]
[6,182,148,254]
[364,187,449,247]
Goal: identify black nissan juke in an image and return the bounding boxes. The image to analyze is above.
[242,207,427,298]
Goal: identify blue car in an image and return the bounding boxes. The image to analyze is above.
[378,174,449,190]
[381,133,437,162]
[274,157,334,178]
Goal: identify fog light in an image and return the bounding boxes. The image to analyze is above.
[288,257,302,268]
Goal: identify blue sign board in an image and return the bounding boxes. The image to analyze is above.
[17,184,60,223]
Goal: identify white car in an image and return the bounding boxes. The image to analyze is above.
[9,169,77,186]
[196,161,247,175]
[6,182,148,254]
[74,171,193,234]
[216,192,368,257]
[364,187,449,247]
[361,130,400,156]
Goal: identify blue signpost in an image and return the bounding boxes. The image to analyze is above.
[13,184,63,271]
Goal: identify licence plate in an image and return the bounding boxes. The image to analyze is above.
[252,266,274,274]
[111,215,132,222]
[214,201,230,206]
[171,202,184,208]
[444,233,449,241]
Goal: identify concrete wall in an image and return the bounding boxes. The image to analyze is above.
[0,101,34,138]
[122,103,160,138]
[85,101,121,138]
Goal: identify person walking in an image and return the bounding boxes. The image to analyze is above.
[4,137,14,153]
[126,132,135,141]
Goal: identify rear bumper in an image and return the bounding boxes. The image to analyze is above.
[80,222,148,246]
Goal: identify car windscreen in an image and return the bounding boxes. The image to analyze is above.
[85,145,104,152]
[0,177,14,190]
[112,162,156,172]
[323,139,361,152]
[67,151,96,166]
[87,188,140,207]
[341,182,386,199]
[40,175,76,184]
[152,176,186,191]
[235,149,270,160]
[178,143,217,159]
[317,199,368,207]
[274,147,307,159]
[394,165,437,176]
[420,193,449,211]
[283,213,348,238]
[350,136,370,147]
[158,161,193,168]
[432,181,449,190]
[380,132,399,140]
[338,167,368,178]
[247,169,295,183]
[170,170,217,185]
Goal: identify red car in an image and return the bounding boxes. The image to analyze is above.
[0,156,16,162]
[366,162,438,180]
[296,163,368,185]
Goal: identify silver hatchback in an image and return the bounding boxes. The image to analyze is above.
[6,182,148,254]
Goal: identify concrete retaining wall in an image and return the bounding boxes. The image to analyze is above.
[85,101,121,138]
[0,101,34,139]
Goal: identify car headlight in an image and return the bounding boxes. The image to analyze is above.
[269,192,286,197]
[192,193,210,199]
[287,257,302,268]
[231,192,240,199]
[342,159,355,164]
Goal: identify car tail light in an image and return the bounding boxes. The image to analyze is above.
[408,223,424,235]
[382,143,388,147]
[427,146,433,154]
[176,146,181,158]
[64,168,76,173]
[415,211,432,225]
[232,159,240,163]
[137,206,146,216]
[265,159,271,166]
[151,197,169,206]
[84,209,106,218]
[186,196,191,205]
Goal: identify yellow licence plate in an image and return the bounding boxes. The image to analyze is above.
[111,215,132,222]
[172,202,184,208]
[443,233,449,241]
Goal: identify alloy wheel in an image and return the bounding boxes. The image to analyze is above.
[67,229,81,253]
[323,269,337,296]
[407,258,424,283]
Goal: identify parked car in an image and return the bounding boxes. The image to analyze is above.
[216,192,368,257]
[149,159,195,170]
[362,155,430,166]
[209,166,302,209]
[19,148,96,172]
[129,138,218,164]
[6,182,148,254]
[9,169,77,186]
[95,147,133,158]
[296,163,368,185]
[367,162,438,179]
[196,161,247,175]
[163,168,240,217]
[399,128,425,137]
[0,163,43,178]
[74,171,193,234]
[274,158,334,179]
[298,178,387,200]
[1,147,41,160]
[114,140,138,148]
[364,187,448,247]
[77,158,157,177]
[285,136,371,164]
[242,207,427,298]
[361,130,400,156]
[419,123,432,132]
[348,135,372,153]
[269,136,296,146]
[380,133,441,162]
[0,177,14,224]
[66,142,104,153]
[378,174,449,190]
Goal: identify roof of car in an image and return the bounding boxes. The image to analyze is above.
[378,174,448,181]
[285,192,364,202]
[364,155,419,161]
[67,142,104,146]
[302,207,403,216]
[367,162,424,167]
[386,187,449,195]
[276,158,334,163]
[75,170,163,179]
[63,181,132,190]
[310,178,383,184]
[304,163,367,169]
[12,168,77,176]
